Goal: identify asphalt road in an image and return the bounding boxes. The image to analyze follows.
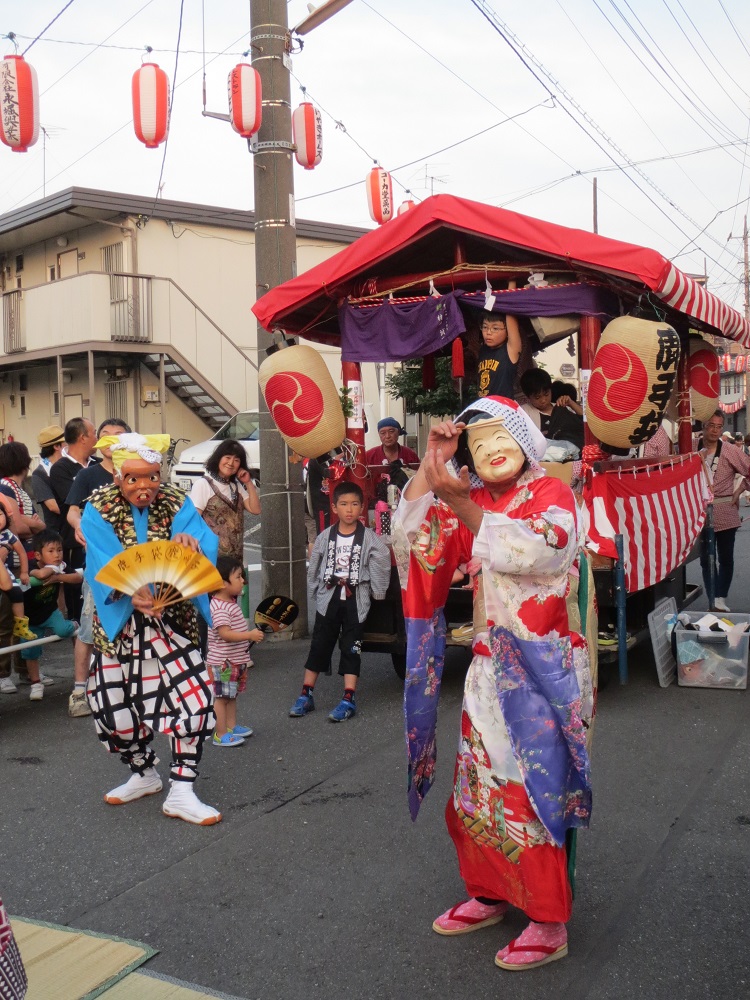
[1,525,749,999]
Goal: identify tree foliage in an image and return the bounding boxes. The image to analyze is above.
[384,357,477,418]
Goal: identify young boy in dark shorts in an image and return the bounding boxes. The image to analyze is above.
[289,482,390,722]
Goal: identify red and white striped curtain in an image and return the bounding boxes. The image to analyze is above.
[583,454,710,593]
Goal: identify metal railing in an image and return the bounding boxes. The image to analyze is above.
[2,289,23,353]
[108,273,152,342]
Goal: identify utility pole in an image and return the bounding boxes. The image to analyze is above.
[743,215,749,324]
[250,0,307,634]
[592,177,598,234]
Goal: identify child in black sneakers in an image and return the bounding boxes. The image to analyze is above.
[289,481,390,722]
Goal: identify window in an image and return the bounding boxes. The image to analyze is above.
[19,395,26,417]
[52,390,59,415]
[49,266,56,282]
[15,254,23,273]
[19,374,27,391]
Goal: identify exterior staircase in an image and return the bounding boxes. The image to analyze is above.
[140,352,233,430]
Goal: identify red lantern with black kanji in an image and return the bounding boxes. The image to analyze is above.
[228,63,262,138]
[366,167,393,225]
[585,316,680,449]
[292,102,322,169]
[132,63,169,148]
[0,55,39,153]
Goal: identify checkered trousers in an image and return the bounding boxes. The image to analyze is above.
[87,612,215,782]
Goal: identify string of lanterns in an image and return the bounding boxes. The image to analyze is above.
[0,50,417,225]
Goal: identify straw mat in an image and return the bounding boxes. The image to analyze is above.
[10,917,156,1000]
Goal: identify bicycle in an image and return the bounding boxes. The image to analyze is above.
[164,437,190,475]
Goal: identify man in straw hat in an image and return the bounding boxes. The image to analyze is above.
[80,432,222,825]
[391,395,594,971]
[30,424,66,527]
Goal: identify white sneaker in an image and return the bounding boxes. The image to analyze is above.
[714,597,731,612]
[18,672,55,687]
[0,677,17,694]
[29,682,44,701]
[68,690,92,718]
[104,767,163,805]
[162,780,222,826]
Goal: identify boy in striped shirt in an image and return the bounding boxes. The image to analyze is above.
[207,556,265,747]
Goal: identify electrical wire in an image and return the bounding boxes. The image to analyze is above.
[11,32,244,56]
[670,0,750,103]
[295,99,551,204]
[40,0,159,96]
[468,0,743,287]
[5,25,251,212]
[21,0,78,56]
[148,0,186,218]
[717,0,750,62]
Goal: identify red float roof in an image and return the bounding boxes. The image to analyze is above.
[252,194,750,348]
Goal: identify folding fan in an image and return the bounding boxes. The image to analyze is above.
[95,540,224,613]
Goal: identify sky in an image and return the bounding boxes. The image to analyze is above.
[2,0,750,313]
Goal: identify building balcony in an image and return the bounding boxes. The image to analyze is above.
[0,271,259,415]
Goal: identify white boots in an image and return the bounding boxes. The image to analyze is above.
[162,779,222,826]
[104,767,163,805]
[104,768,221,825]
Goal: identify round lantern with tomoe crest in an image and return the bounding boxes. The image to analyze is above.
[132,63,169,148]
[292,102,322,169]
[0,55,39,153]
[366,167,393,225]
[688,337,720,422]
[258,344,345,458]
[228,63,262,138]
[585,316,680,449]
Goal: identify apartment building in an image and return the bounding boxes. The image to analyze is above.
[0,187,373,457]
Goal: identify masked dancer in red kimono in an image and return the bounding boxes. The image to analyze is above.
[392,396,594,971]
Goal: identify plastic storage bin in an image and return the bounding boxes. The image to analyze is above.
[675,613,749,690]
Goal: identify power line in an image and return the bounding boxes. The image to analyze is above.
[295,99,551,203]
[717,0,750,62]
[21,0,78,56]
[467,0,743,287]
[4,24,251,212]
[41,0,159,96]
[148,0,186,217]
[11,32,244,56]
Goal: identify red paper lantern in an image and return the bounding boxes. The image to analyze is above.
[0,55,39,153]
[132,63,169,149]
[688,338,720,422]
[228,63,262,138]
[366,167,393,225]
[292,102,322,169]
[397,199,416,216]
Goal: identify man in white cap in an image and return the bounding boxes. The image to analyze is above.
[81,432,221,825]
[392,395,594,971]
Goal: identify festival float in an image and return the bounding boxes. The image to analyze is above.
[252,194,747,682]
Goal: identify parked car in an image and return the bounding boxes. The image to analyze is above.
[169,410,260,491]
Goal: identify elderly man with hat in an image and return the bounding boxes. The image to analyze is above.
[30,424,66,527]
[365,417,420,468]
[80,432,221,825]
[392,395,594,972]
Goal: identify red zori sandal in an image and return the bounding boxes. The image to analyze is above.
[495,921,568,970]
[432,898,509,936]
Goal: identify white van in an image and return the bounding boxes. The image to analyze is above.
[170,411,260,492]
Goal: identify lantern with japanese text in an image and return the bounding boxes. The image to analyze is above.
[228,63,262,138]
[397,199,416,216]
[366,167,393,225]
[0,55,39,153]
[688,337,720,422]
[585,316,680,449]
[132,63,169,148]
[292,102,322,169]
[258,345,345,458]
